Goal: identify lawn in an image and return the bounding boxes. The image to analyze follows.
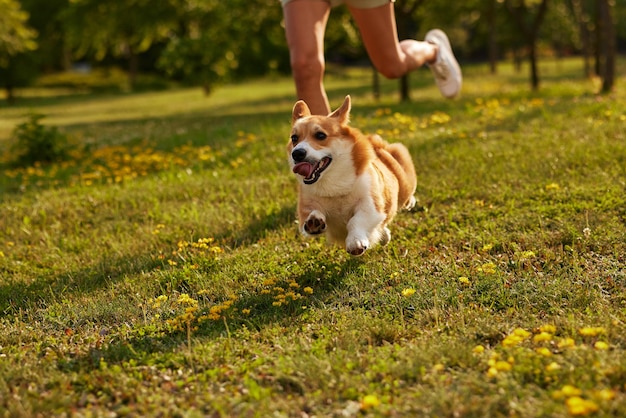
[1,59,625,417]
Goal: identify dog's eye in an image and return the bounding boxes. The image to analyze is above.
[314,132,327,140]
[290,134,298,143]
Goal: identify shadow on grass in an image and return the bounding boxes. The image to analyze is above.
[57,246,365,372]
[0,200,298,316]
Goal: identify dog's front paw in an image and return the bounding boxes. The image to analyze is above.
[346,238,369,256]
[404,196,417,211]
[304,214,326,235]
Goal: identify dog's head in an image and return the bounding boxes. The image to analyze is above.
[287,95,353,185]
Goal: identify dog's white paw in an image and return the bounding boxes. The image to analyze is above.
[404,196,417,211]
[346,237,369,256]
[303,212,326,235]
[380,227,391,246]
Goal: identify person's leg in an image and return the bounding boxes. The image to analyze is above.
[348,2,462,98]
[348,3,437,79]
[283,0,332,114]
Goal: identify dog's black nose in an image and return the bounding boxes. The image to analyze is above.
[292,148,307,162]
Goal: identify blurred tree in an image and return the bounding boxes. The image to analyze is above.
[21,0,70,72]
[0,0,38,103]
[395,0,426,102]
[504,0,549,90]
[62,0,180,88]
[596,0,615,92]
[157,0,287,95]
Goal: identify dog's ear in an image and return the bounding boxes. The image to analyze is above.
[292,100,311,123]
[329,95,351,125]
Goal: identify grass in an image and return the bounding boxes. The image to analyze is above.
[1,58,625,417]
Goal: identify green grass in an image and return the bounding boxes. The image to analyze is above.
[1,58,625,417]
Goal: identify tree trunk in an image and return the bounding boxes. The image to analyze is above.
[372,66,380,102]
[5,85,16,105]
[529,42,539,90]
[504,0,549,90]
[597,0,615,93]
[393,0,424,102]
[487,0,498,74]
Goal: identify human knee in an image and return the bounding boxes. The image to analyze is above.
[290,54,325,82]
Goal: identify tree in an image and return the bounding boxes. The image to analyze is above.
[62,0,180,88]
[0,0,38,103]
[596,0,616,93]
[395,0,426,102]
[504,0,549,90]
[157,0,287,94]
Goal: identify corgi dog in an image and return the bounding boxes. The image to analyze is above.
[288,95,417,256]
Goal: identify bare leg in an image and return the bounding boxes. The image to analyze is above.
[348,3,437,79]
[283,0,332,115]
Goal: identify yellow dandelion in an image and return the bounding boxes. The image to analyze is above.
[494,361,512,372]
[241,308,251,315]
[478,262,497,274]
[545,362,561,372]
[579,327,606,337]
[472,345,485,354]
[458,276,470,285]
[533,332,553,343]
[303,287,313,294]
[566,397,599,416]
[360,395,381,410]
[432,363,445,372]
[536,347,552,357]
[592,389,615,401]
[487,367,499,378]
[539,324,557,333]
[558,337,576,349]
[512,328,531,338]
[594,341,609,350]
[401,288,416,297]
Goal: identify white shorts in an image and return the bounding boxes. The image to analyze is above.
[281,0,394,9]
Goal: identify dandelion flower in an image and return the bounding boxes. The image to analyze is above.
[494,361,512,372]
[432,363,445,372]
[472,345,485,354]
[592,389,615,401]
[594,341,609,350]
[536,347,552,357]
[401,288,416,297]
[558,338,576,349]
[533,332,553,343]
[579,327,606,337]
[566,397,598,416]
[539,324,557,333]
[458,276,470,285]
[360,395,381,410]
[303,287,314,294]
[545,362,561,372]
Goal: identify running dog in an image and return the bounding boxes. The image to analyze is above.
[288,95,417,256]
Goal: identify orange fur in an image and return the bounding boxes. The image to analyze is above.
[288,95,417,256]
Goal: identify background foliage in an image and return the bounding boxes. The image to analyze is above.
[0,0,624,100]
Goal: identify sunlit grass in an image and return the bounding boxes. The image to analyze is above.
[0,57,625,416]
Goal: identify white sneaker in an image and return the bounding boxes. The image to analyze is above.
[425,29,462,99]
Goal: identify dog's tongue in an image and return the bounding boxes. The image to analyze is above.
[293,162,314,178]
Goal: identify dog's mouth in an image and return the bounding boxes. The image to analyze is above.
[292,157,332,184]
